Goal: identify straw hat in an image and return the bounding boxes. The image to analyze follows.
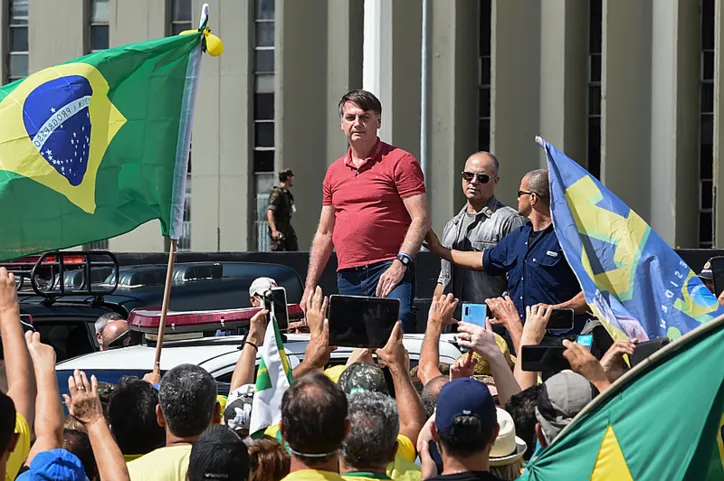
[489,408,527,467]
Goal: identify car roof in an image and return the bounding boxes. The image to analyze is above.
[55,334,464,377]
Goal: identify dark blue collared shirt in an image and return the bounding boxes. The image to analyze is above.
[483,221,586,333]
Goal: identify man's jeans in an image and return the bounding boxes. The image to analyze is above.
[337,259,417,333]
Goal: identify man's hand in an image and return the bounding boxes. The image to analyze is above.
[428,294,459,326]
[303,319,333,370]
[271,230,283,240]
[486,296,521,330]
[718,289,724,308]
[449,352,477,380]
[456,319,503,361]
[423,230,443,255]
[0,267,19,316]
[346,348,375,367]
[63,369,105,427]
[142,370,161,386]
[562,340,610,392]
[25,331,56,370]
[375,261,406,298]
[600,339,636,382]
[248,308,269,346]
[300,286,314,315]
[305,286,328,335]
[376,321,409,373]
[522,304,553,345]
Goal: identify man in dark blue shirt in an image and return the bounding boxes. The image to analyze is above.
[426,169,589,334]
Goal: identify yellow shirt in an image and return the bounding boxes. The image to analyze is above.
[395,435,415,463]
[126,444,192,481]
[343,472,392,481]
[386,456,421,481]
[5,414,30,481]
[283,469,346,481]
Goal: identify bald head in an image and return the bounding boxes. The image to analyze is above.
[101,320,129,351]
[465,152,499,177]
[421,376,450,419]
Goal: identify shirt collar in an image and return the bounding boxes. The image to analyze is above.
[284,469,346,481]
[344,139,383,170]
[456,195,500,221]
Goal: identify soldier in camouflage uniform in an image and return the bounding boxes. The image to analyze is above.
[267,168,299,251]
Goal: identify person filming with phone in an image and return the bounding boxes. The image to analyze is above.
[426,169,589,335]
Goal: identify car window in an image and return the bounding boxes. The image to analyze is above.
[36,321,95,362]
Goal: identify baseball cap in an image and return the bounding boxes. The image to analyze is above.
[224,384,255,433]
[435,378,496,437]
[490,408,527,466]
[16,449,88,481]
[188,425,249,481]
[338,362,389,396]
[535,371,594,442]
[699,259,714,281]
[249,277,277,299]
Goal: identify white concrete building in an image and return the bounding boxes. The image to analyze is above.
[1,0,722,251]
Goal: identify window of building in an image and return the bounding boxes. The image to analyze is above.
[477,0,491,153]
[699,0,715,247]
[89,0,110,52]
[170,0,193,35]
[7,0,29,83]
[587,0,602,180]
[253,0,275,251]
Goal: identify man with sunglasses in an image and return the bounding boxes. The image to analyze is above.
[427,169,589,335]
[433,152,525,321]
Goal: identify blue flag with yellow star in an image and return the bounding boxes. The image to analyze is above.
[0,28,210,260]
[539,138,724,342]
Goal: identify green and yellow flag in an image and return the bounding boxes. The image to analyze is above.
[0,27,211,261]
[521,314,724,480]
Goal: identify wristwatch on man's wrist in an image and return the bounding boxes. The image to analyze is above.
[396,253,412,267]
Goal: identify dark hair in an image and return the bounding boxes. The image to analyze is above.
[248,436,291,481]
[338,89,382,118]
[525,169,550,204]
[341,392,399,469]
[505,385,542,460]
[159,364,218,438]
[0,392,16,454]
[188,425,249,481]
[437,415,494,458]
[279,169,294,183]
[421,376,449,419]
[281,371,348,465]
[63,429,97,479]
[108,379,165,455]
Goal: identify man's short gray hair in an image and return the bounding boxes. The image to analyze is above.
[526,169,549,201]
[95,312,124,335]
[341,391,399,469]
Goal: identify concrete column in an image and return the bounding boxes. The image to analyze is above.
[600,0,652,220]
[275,0,330,248]
[191,0,253,251]
[649,0,699,247]
[538,0,587,165]
[490,0,542,207]
[326,0,364,167]
[362,0,422,159]
[427,0,478,233]
[714,0,724,246]
[28,0,85,72]
[109,0,166,46]
[107,0,168,252]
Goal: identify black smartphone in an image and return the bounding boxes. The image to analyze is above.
[630,337,670,367]
[428,440,444,474]
[547,308,574,331]
[264,287,289,330]
[709,256,724,297]
[521,345,570,372]
[327,295,400,348]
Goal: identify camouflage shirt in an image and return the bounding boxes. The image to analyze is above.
[267,186,295,230]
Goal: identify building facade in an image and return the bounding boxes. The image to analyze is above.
[1,0,723,252]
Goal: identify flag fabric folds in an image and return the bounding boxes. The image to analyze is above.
[0,31,204,261]
[250,314,294,438]
[540,138,724,341]
[520,313,724,480]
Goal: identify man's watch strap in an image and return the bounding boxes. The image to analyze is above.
[396,253,412,266]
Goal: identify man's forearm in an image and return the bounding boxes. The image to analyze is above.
[418,319,443,385]
[432,283,443,298]
[25,364,63,465]
[555,291,589,315]
[399,214,430,258]
[266,210,278,232]
[305,233,334,289]
[513,334,540,391]
[87,420,130,481]
[390,365,425,446]
[488,355,521,407]
[1,310,35,427]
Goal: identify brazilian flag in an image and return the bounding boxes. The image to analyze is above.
[0,29,206,261]
[521,313,724,480]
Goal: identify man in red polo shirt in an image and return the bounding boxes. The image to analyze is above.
[301,89,430,332]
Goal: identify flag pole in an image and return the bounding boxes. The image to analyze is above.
[152,238,177,373]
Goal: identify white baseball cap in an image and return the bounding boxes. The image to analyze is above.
[489,408,527,466]
[249,277,277,299]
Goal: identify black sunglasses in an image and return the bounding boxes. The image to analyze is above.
[461,171,494,184]
[518,190,534,197]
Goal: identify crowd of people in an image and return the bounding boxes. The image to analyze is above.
[0,88,714,481]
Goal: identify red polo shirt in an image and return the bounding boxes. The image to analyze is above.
[323,140,426,270]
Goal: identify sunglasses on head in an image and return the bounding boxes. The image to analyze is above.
[461,171,494,184]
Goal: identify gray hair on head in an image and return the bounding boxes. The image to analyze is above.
[95,312,124,335]
[525,169,550,202]
[341,391,399,469]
